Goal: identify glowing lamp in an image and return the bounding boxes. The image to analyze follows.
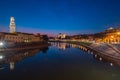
[0,56,3,59]
[0,42,3,46]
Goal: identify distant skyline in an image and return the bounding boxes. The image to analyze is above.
[0,0,120,35]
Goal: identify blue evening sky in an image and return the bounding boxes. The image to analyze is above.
[0,0,120,35]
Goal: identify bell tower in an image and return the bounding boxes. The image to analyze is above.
[9,17,16,33]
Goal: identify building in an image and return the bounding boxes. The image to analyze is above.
[0,17,46,44]
[58,33,66,39]
[9,17,16,33]
[0,32,43,43]
[68,27,120,44]
[101,27,120,44]
[91,27,120,44]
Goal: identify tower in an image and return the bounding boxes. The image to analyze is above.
[9,17,16,33]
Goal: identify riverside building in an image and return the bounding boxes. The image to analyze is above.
[0,17,44,43]
[101,27,120,44]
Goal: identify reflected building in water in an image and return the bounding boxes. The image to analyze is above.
[51,42,120,67]
[50,42,86,50]
[51,42,70,50]
[51,42,80,50]
[10,62,14,70]
[0,46,49,70]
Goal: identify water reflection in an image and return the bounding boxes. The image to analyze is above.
[51,42,120,67]
[0,42,120,80]
[51,42,87,50]
[0,46,49,70]
[51,42,70,50]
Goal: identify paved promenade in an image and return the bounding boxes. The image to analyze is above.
[89,43,120,59]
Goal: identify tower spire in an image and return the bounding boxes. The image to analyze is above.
[9,17,16,33]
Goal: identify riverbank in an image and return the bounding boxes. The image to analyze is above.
[49,40,120,66]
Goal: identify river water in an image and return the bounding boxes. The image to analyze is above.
[0,42,120,80]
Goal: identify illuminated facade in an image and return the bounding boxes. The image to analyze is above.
[0,32,43,43]
[69,27,120,44]
[58,33,66,39]
[102,28,120,44]
[10,17,16,33]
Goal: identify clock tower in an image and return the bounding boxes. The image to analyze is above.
[9,17,16,33]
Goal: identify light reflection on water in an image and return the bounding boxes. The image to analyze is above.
[0,42,120,80]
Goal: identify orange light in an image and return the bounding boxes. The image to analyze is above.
[111,36,114,38]
[117,32,120,35]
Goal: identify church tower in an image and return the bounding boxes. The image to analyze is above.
[9,17,16,33]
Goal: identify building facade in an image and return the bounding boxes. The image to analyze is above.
[101,28,120,44]
[58,33,66,39]
[0,17,46,43]
[0,32,43,43]
[68,27,120,44]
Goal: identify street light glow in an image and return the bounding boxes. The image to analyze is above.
[117,32,120,35]
[0,42,3,46]
[0,56,3,59]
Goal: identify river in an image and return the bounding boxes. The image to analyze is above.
[0,42,120,80]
